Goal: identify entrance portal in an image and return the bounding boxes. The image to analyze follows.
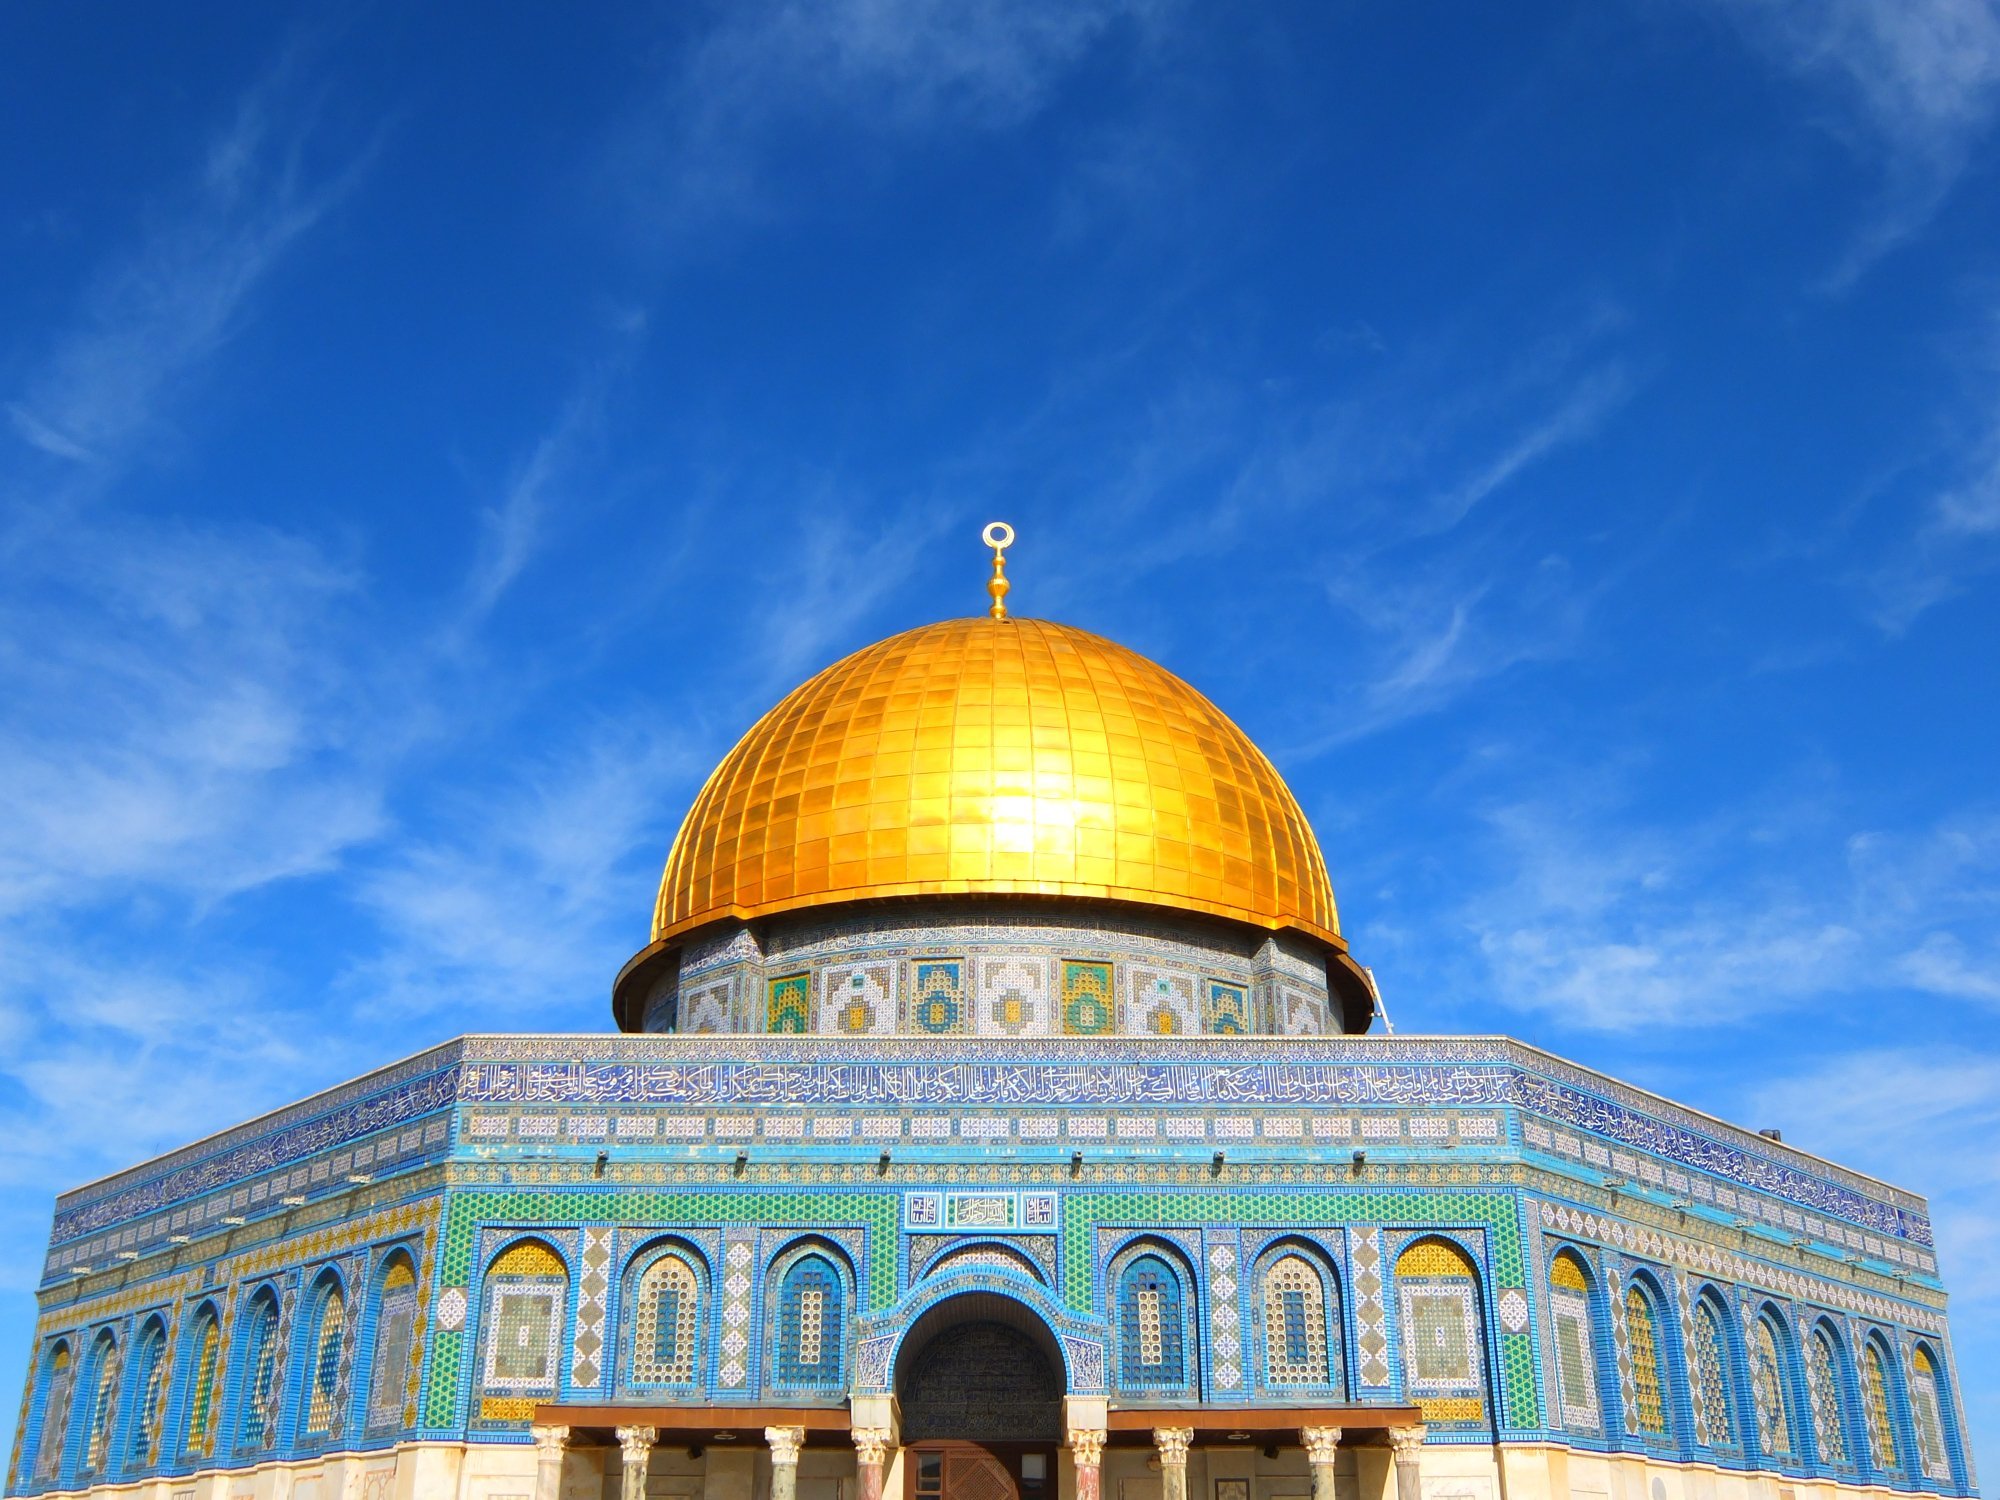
[895,1296,1064,1500]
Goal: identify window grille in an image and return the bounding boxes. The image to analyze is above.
[774,1255,844,1390]
[367,1260,418,1432]
[1752,1315,1793,1459]
[34,1345,74,1483]
[304,1286,346,1435]
[633,1254,700,1385]
[1692,1300,1734,1447]
[1262,1255,1330,1386]
[1861,1340,1897,1471]
[1624,1284,1668,1438]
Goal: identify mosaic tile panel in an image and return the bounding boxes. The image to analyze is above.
[1061,961,1115,1036]
[1204,980,1250,1035]
[974,957,1052,1035]
[1349,1227,1391,1390]
[906,960,967,1035]
[818,962,896,1035]
[1205,1233,1244,1392]
[680,977,734,1034]
[766,974,810,1034]
[718,1231,754,1391]
[568,1227,611,1389]
[1121,965,1199,1036]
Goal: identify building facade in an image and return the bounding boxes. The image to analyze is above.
[6,552,1978,1500]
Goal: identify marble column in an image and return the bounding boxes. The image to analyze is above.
[766,1428,806,1500]
[531,1423,571,1500]
[617,1425,659,1500]
[1153,1428,1193,1500]
[1065,1428,1107,1500]
[853,1426,893,1500]
[1387,1426,1426,1500]
[1299,1428,1341,1500]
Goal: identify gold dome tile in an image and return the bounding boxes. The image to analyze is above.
[647,616,1346,951]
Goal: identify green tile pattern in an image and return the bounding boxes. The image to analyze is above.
[422,1187,896,1429]
[1058,1187,1541,1432]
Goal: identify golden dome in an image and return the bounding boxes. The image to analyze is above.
[650,615,1345,949]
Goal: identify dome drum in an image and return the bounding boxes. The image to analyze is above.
[616,897,1369,1036]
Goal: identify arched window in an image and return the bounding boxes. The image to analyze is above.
[1751,1312,1795,1461]
[1394,1238,1489,1427]
[235,1291,283,1448]
[1116,1252,1191,1392]
[79,1330,121,1477]
[631,1250,701,1386]
[182,1309,223,1456]
[1259,1250,1341,1390]
[1805,1324,1849,1464]
[1691,1295,1736,1449]
[1861,1337,1899,1474]
[365,1256,419,1434]
[1909,1345,1951,1483]
[32,1342,76,1485]
[301,1278,346,1437]
[772,1252,846,1391]
[125,1319,169,1470]
[1623,1280,1669,1439]
[1546,1250,1602,1435]
[479,1240,568,1420]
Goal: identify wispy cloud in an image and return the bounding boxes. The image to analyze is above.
[343,723,698,1024]
[3,58,377,481]
[1463,796,2000,1032]
[752,497,962,683]
[610,0,1176,243]
[1864,392,2000,629]
[1708,0,2000,286]
[0,517,385,918]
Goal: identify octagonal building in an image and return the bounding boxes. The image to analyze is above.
[7,539,1976,1500]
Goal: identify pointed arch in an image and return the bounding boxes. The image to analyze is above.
[477,1237,569,1420]
[30,1340,76,1486]
[1750,1306,1798,1462]
[1393,1235,1490,1429]
[1254,1240,1344,1394]
[1689,1290,1739,1451]
[364,1250,421,1434]
[1804,1320,1852,1465]
[299,1270,348,1439]
[123,1316,170,1472]
[1108,1239,1198,1397]
[232,1287,283,1450]
[1859,1333,1900,1476]
[180,1303,224,1457]
[77,1328,122,1480]
[1546,1247,1606,1436]
[1621,1274,1670,1440]
[1908,1343,1955,1484]
[625,1238,708,1389]
[767,1239,854,1396]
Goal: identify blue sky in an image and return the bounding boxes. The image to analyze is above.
[3,0,1999,1454]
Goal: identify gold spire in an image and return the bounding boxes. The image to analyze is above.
[983,520,1014,619]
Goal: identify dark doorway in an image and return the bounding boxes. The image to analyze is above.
[898,1319,1063,1442]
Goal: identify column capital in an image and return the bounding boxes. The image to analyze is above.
[532,1424,572,1460]
[852,1427,894,1466]
[1299,1427,1342,1465]
[1387,1426,1426,1459]
[1151,1428,1194,1467]
[616,1426,660,1464]
[1065,1428,1107,1468]
[766,1428,806,1467]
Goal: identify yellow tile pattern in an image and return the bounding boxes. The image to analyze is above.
[654,617,1342,947]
